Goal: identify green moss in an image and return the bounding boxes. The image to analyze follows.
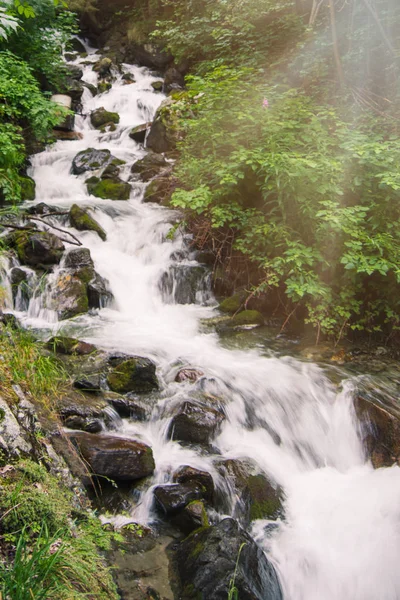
[187,500,209,527]
[90,107,120,129]
[70,203,107,241]
[107,359,138,393]
[247,474,281,521]
[98,82,112,94]
[19,176,36,201]
[75,266,95,284]
[219,293,246,314]
[87,178,131,200]
[230,310,264,326]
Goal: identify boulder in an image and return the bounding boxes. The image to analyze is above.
[62,79,84,103]
[68,432,155,481]
[172,465,214,502]
[86,176,131,200]
[106,395,147,421]
[146,97,180,153]
[9,231,64,267]
[151,81,163,92]
[163,67,184,94]
[83,82,98,96]
[90,107,120,129]
[129,123,151,144]
[19,176,36,201]
[175,368,204,384]
[231,310,264,326]
[153,483,203,515]
[168,401,225,444]
[130,152,168,182]
[93,57,113,77]
[107,356,158,394]
[66,37,86,54]
[64,415,103,433]
[87,272,113,308]
[69,204,107,241]
[175,518,282,600]
[66,64,83,81]
[64,247,94,270]
[0,396,31,457]
[46,336,96,356]
[73,375,102,393]
[126,43,172,70]
[71,148,114,175]
[49,273,89,320]
[122,72,135,84]
[219,292,246,314]
[354,395,400,467]
[98,81,112,94]
[53,131,83,141]
[172,500,209,535]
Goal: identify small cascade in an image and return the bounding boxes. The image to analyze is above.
[0,38,399,600]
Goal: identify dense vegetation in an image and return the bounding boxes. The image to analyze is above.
[124,0,400,342]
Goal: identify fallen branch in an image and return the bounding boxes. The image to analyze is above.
[26,216,82,246]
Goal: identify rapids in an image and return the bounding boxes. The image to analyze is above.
[3,42,400,600]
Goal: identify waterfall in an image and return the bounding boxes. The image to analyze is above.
[2,42,400,600]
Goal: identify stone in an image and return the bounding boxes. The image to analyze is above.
[9,231,64,267]
[0,396,31,457]
[25,202,54,215]
[64,52,78,62]
[0,313,21,330]
[175,368,204,384]
[122,72,135,84]
[107,357,158,394]
[66,64,83,81]
[69,204,107,241]
[219,293,246,314]
[83,82,98,96]
[230,310,264,326]
[143,176,173,205]
[66,37,86,54]
[171,500,209,535]
[90,107,120,129]
[49,273,89,320]
[163,67,184,94]
[128,123,151,144]
[19,176,36,201]
[146,98,180,153]
[176,518,282,600]
[68,432,155,481]
[63,79,84,103]
[64,415,103,433]
[53,131,83,141]
[71,148,114,175]
[354,395,400,467]
[130,152,168,182]
[153,483,203,515]
[64,247,94,270]
[46,336,96,356]
[126,43,172,70]
[93,57,113,77]
[73,375,102,393]
[168,401,225,444]
[98,81,112,94]
[172,465,214,502]
[106,395,147,421]
[151,81,163,92]
[87,272,113,308]
[87,177,131,200]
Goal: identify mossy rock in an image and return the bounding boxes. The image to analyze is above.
[151,80,163,92]
[49,273,89,320]
[98,81,112,94]
[46,336,97,356]
[246,474,282,521]
[87,178,131,200]
[230,310,264,326]
[219,292,246,314]
[70,204,107,241]
[11,231,64,267]
[107,357,158,393]
[90,107,120,129]
[129,123,150,144]
[143,176,172,204]
[19,176,36,201]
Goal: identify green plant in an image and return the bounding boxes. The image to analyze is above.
[228,542,246,600]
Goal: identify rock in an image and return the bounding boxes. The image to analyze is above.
[19,176,36,201]
[153,483,203,515]
[130,152,168,182]
[66,64,83,81]
[143,175,173,205]
[83,82,98,96]
[0,396,31,457]
[219,293,246,314]
[63,79,84,103]
[122,72,135,84]
[46,336,96,356]
[172,465,214,502]
[146,97,180,153]
[231,310,264,326]
[73,375,102,393]
[25,202,54,215]
[49,273,89,320]
[93,57,113,77]
[68,432,155,481]
[64,247,94,270]
[87,272,113,308]
[69,204,107,241]
[53,131,83,141]
[175,518,282,600]
[172,500,209,535]
[0,313,21,330]
[87,177,131,200]
[106,395,147,421]
[129,123,151,144]
[175,368,204,384]
[66,37,86,54]
[160,264,210,304]
[90,107,120,129]
[71,148,114,175]
[64,415,103,433]
[9,231,64,267]
[64,52,78,62]
[151,81,163,92]
[107,357,158,394]
[126,43,172,70]
[163,67,184,94]
[354,395,400,467]
[9,267,32,308]
[168,401,225,444]
[98,81,112,94]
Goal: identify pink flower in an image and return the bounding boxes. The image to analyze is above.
[262,98,269,108]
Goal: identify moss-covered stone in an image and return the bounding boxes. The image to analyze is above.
[98,81,112,94]
[146,97,182,153]
[87,178,131,200]
[72,148,114,175]
[19,176,36,201]
[230,310,264,326]
[11,231,64,267]
[49,273,89,320]
[90,107,120,129]
[151,80,163,92]
[143,176,172,204]
[70,203,107,241]
[247,474,281,521]
[107,357,158,393]
[219,293,246,314]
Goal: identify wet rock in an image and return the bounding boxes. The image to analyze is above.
[98,81,112,94]
[68,432,155,481]
[129,123,150,144]
[106,395,147,420]
[64,247,94,270]
[66,37,86,54]
[25,202,54,215]
[83,82,98,96]
[175,368,204,384]
[9,266,29,301]
[50,272,89,320]
[8,231,65,267]
[163,67,184,94]
[168,401,225,444]
[53,130,83,141]
[87,176,131,200]
[57,392,108,420]
[64,52,78,62]
[87,272,113,308]
[93,57,113,77]
[175,518,282,600]
[107,356,159,394]
[126,43,172,70]
[66,64,83,81]
[153,483,203,515]
[354,395,400,467]
[0,313,21,330]
[151,81,163,92]
[143,175,173,205]
[216,310,265,334]
[172,500,209,535]
[62,79,84,103]
[64,415,103,433]
[131,152,168,182]
[46,336,96,356]
[146,97,180,153]
[19,176,36,201]
[71,148,114,175]
[160,264,210,304]
[172,465,214,502]
[219,292,246,314]
[73,375,102,393]
[122,72,135,84]
[90,107,120,129]
[69,204,107,241]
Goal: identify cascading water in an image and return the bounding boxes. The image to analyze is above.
[3,42,400,600]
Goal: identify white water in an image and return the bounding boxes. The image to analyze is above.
[4,44,400,599]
